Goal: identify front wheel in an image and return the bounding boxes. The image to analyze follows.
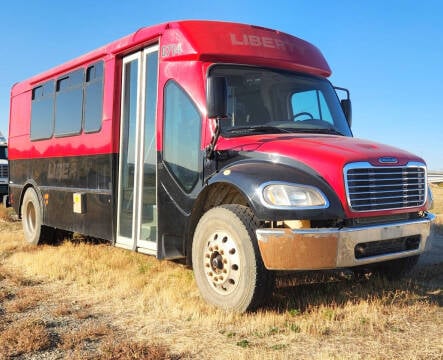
[192,204,274,312]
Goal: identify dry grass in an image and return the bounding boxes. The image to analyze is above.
[431,183,443,214]
[0,258,183,360]
[0,205,8,221]
[0,318,51,358]
[52,302,74,317]
[431,184,443,236]
[0,193,442,359]
[99,339,181,360]
[0,204,16,223]
[3,286,45,313]
[60,323,112,350]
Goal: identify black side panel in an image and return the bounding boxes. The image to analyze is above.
[43,189,112,239]
[157,155,203,259]
[157,181,189,259]
[9,154,115,241]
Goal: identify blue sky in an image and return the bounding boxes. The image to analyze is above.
[0,0,442,170]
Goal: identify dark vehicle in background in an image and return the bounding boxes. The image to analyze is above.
[0,132,8,202]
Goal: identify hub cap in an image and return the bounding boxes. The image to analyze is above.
[25,201,36,233]
[203,231,240,295]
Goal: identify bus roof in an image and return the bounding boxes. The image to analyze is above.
[12,20,331,95]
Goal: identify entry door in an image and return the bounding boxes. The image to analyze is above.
[116,45,159,254]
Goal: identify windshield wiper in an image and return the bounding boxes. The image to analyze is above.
[224,125,345,137]
[292,128,345,136]
[224,125,291,135]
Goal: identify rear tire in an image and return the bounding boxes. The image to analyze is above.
[21,187,53,245]
[192,204,274,312]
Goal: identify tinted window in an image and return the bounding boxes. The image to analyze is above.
[163,81,201,192]
[54,69,83,136]
[84,61,104,132]
[30,61,105,141]
[31,81,55,140]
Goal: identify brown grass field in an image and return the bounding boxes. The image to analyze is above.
[0,184,442,359]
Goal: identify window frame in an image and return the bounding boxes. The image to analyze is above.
[54,68,84,137]
[83,61,105,134]
[30,80,55,141]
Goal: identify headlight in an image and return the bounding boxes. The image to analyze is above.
[261,183,329,209]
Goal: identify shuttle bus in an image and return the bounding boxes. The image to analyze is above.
[8,20,434,311]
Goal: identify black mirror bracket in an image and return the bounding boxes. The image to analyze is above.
[206,118,221,160]
[334,86,352,127]
[206,76,227,160]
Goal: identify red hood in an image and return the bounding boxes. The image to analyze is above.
[217,134,424,167]
[216,134,426,217]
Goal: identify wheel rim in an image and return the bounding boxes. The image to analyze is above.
[203,230,241,295]
[25,200,36,234]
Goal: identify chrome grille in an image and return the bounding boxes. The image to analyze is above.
[345,163,426,212]
[0,164,7,178]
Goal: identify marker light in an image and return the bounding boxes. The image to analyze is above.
[261,183,329,209]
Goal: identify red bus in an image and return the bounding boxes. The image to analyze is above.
[8,20,434,311]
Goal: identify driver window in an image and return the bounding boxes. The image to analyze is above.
[291,90,333,123]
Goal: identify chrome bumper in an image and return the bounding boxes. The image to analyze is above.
[256,213,435,270]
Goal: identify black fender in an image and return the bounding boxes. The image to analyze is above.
[15,179,45,221]
[207,159,345,221]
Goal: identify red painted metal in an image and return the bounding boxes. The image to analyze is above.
[216,134,427,217]
[9,20,330,160]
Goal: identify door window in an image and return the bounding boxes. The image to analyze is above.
[163,81,201,192]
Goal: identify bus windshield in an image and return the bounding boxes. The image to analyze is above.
[209,65,352,137]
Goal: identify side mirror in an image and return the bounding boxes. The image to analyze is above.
[340,99,352,127]
[207,76,227,118]
[334,86,352,127]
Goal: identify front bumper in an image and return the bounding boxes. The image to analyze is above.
[256,213,435,270]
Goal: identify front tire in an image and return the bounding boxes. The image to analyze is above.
[192,204,274,312]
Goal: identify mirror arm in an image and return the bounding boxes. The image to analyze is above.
[205,118,221,160]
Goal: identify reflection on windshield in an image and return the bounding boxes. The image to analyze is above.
[209,66,352,137]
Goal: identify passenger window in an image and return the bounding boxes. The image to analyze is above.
[291,90,333,123]
[84,61,104,133]
[31,61,105,141]
[54,69,84,136]
[163,81,201,192]
[30,81,55,140]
